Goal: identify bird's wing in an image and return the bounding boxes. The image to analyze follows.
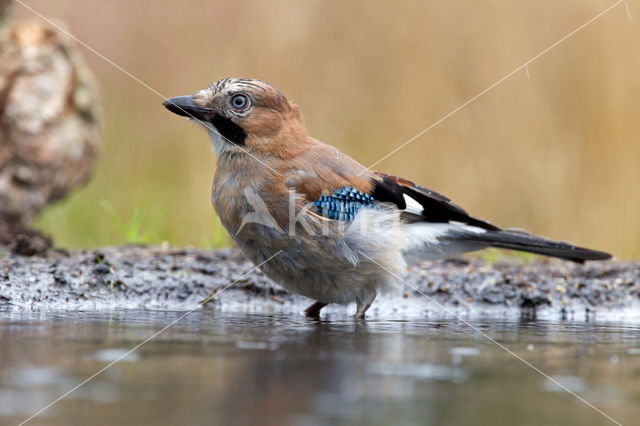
[294,167,499,230]
[282,141,496,229]
[312,187,379,221]
[295,167,611,264]
[283,142,377,203]
[371,172,501,230]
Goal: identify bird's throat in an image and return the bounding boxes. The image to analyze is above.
[210,114,247,145]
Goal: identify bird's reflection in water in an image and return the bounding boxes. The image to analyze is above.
[0,310,637,426]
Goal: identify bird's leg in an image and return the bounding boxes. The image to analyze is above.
[304,301,328,318]
[354,288,377,319]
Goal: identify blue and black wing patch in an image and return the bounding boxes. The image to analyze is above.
[314,187,378,221]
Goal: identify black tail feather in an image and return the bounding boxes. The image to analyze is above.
[455,229,612,263]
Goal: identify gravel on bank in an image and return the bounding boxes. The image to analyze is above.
[0,246,638,319]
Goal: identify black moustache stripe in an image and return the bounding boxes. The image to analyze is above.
[211,114,247,145]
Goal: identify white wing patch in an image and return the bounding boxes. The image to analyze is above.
[402,194,424,215]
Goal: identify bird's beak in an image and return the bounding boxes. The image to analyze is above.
[162,96,214,121]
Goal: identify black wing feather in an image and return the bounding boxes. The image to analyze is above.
[369,172,611,262]
[370,175,406,209]
[372,172,500,231]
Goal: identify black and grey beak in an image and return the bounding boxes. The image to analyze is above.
[162,96,214,121]
[163,95,248,145]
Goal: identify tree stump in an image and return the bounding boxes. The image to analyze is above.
[0,0,102,254]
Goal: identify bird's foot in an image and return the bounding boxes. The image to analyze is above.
[354,289,377,320]
[304,301,327,318]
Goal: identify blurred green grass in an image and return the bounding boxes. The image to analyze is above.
[20,0,640,258]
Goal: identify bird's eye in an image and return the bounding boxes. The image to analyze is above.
[230,94,249,110]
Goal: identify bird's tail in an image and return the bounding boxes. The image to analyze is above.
[455,228,612,263]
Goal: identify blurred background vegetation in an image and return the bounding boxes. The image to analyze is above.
[16,0,640,258]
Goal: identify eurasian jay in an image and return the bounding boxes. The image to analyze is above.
[164,78,611,318]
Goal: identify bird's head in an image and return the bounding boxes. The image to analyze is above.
[163,78,307,157]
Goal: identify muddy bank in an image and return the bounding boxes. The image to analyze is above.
[0,246,638,319]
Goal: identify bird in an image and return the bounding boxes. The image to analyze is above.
[163,78,611,319]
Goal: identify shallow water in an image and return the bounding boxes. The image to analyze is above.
[0,309,638,426]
